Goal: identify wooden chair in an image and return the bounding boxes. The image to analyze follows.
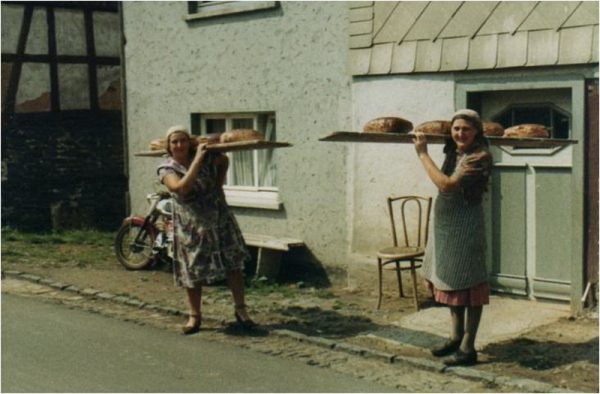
[376,195,432,311]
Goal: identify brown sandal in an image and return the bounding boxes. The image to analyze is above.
[181,314,201,335]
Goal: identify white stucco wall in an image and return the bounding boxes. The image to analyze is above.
[349,75,454,257]
[122,2,352,271]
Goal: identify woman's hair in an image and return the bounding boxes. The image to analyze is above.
[441,109,491,205]
[441,109,488,175]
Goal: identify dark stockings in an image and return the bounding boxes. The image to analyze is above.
[450,305,483,353]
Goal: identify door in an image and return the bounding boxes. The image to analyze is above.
[479,88,575,300]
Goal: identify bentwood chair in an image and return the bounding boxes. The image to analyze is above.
[376,195,432,311]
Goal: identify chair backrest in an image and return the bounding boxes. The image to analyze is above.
[387,195,432,248]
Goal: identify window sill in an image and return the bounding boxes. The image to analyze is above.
[224,188,281,210]
[185,1,278,21]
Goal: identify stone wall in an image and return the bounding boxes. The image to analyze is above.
[1,110,126,231]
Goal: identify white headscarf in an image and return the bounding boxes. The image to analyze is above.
[165,125,190,140]
[452,109,480,121]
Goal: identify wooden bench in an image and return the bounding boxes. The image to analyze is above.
[242,233,304,280]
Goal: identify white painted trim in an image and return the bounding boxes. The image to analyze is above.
[224,188,281,210]
[497,146,565,156]
[525,164,537,300]
[185,1,278,21]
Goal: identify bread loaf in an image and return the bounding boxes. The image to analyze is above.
[220,129,264,143]
[150,133,221,151]
[413,120,451,135]
[197,133,222,145]
[503,124,549,138]
[483,122,504,137]
[150,138,167,151]
[362,117,413,133]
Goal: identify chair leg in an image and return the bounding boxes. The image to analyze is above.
[395,261,404,298]
[410,260,419,311]
[377,258,383,310]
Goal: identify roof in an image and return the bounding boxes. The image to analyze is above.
[349,1,599,75]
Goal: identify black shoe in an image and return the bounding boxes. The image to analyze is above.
[234,304,257,330]
[443,350,477,366]
[431,339,462,357]
[234,311,257,329]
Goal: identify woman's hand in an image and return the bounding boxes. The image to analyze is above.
[192,142,208,163]
[458,151,490,176]
[413,132,428,157]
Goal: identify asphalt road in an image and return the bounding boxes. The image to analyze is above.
[2,294,396,392]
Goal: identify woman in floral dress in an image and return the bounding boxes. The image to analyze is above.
[157,125,254,334]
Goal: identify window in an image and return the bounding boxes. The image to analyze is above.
[194,112,280,209]
[493,103,571,139]
[186,1,279,21]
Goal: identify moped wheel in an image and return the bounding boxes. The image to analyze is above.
[114,222,156,270]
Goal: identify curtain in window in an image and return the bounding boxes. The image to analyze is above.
[231,118,255,186]
[258,117,276,187]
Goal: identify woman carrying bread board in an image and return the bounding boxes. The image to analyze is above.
[413,109,492,366]
[157,125,256,335]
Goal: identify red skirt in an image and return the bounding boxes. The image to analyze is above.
[427,281,490,306]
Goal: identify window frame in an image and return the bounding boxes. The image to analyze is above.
[492,102,572,140]
[185,1,278,21]
[200,112,281,210]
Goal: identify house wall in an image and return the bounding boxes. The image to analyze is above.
[122,2,352,279]
[349,75,454,254]
[348,65,597,307]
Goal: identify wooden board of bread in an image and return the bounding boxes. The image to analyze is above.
[138,128,291,157]
[135,140,292,157]
[319,131,577,148]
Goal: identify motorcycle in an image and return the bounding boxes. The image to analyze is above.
[114,191,174,270]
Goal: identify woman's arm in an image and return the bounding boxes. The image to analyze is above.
[162,143,208,197]
[414,132,462,192]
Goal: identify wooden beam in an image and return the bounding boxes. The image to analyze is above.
[1,53,120,65]
[3,5,33,113]
[84,8,99,110]
[46,6,60,111]
[6,1,119,12]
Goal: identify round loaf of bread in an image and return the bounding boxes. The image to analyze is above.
[220,129,264,143]
[413,120,451,135]
[197,133,222,145]
[150,138,167,151]
[503,124,549,138]
[483,122,504,137]
[150,133,222,151]
[362,117,413,133]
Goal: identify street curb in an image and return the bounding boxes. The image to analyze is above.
[2,271,575,393]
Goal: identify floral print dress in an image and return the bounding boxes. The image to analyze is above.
[157,153,249,288]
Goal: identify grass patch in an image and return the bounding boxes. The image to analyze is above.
[1,227,116,270]
[246,279,296,297]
